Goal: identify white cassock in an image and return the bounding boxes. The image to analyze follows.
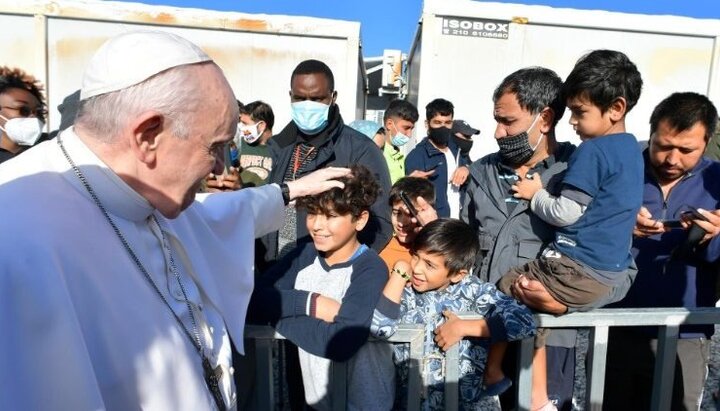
[0,128,284,410]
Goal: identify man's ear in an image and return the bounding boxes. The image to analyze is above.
[354,210,370,232]
[129,111,164,165]
[331,90,338,105]
[608,97,627,122]
[449,268,468,284]
[539,107,555,134]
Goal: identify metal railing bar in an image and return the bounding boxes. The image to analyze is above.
[534,307,720,327]
[585,325,609,411]
[517,337,535,411]
[254,337,274,411]
[407,328,424,411]
[650,325,680,411]
[444,343,459,410]
[332,362,347,411]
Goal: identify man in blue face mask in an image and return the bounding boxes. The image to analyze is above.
[381,99,418,184]
[262,59,392,268]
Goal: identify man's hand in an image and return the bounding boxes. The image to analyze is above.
[450,166,470,187]
[511,275,567,315]
[313,295,341,323]
[434,311,466,351]
[408,169,436,179]
[205,167,241,192]
[286,167,350,200]
[511,172,542,200]
[633,206,667,238]
[690,208,720,243]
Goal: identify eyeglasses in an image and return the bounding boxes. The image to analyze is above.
[0,105,46,118]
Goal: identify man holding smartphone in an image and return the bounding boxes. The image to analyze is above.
[604,92,720,410]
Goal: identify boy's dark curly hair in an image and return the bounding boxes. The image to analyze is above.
[296,164,379,220]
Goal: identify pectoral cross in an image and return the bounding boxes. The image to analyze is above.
[203,357,226,411]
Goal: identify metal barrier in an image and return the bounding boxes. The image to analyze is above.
[244,324,425,411]
[245,307,720,411]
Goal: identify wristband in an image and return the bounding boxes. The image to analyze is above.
[392,267,411,281]
[279,182,291,206]
[309,292,320,317]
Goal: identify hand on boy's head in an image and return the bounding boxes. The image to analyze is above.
[633,206,668,237]
[412,196,438,228]
[286,166,350,199]
[313,295,341,323]
[434,310,463,351]
[511,173,542,200]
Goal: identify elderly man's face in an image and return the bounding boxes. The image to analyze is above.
[649,119,707,185]
[156,64,237,217]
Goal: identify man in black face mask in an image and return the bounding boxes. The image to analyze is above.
[405,98,471,218]
[460,67,577,411]
[452,119,480,160]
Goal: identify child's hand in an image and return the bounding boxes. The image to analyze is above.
[511,172,543,200]
[314,295,341,322]
[434,311,465,351]
[411,196,438,231]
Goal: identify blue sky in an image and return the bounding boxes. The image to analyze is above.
[123,0,720,56]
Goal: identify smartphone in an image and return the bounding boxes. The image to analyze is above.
[661,220,683,229]
[682,207,709,222]
[399,191,422,225]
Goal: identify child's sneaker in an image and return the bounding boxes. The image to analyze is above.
[480,377,512,397]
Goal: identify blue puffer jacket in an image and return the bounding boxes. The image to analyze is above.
[611,151,720,338]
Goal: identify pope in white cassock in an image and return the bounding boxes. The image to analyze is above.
[0,30,349,410]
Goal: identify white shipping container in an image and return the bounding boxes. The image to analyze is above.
[0,0,367,132]
[407,0,720,160]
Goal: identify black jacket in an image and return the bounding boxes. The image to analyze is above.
[258,106,392,271]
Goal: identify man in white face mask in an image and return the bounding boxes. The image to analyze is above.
[235,100,275,188]
[0,66,46,164]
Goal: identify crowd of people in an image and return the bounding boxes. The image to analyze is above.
[1,29,719,411]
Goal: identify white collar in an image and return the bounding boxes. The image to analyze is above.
[54,128,155,222]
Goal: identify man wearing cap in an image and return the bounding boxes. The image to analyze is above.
[452,119,480,161]
[0,30,348,410]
